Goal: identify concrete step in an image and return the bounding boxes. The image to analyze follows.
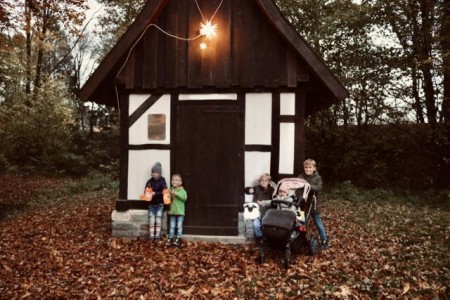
[182,234,247,244]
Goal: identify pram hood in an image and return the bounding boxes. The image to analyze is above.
[273,178,311,200]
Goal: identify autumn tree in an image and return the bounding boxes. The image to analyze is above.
[0,79,75,173]
[365,0,443,125]
[275,0,449,188]
[277,0,448,127]
[21,0,87,96]
[276,0,401,126]
[93,0,146,60]
[441,0,450,123]
[0,1,11,32]
[0,0,94,174]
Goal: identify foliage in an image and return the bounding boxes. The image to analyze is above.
[0,0,120,176]
[276,0,449,126]
[276,0,404,125]
[305,122,450,189]
[368,0,446,125]
[67,127,120,177]
[0,175,448,298]
[0,1,12,31]
[94,0,146,60]
[0,79,75,174]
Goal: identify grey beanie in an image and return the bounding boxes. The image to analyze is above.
[151,162,162,174]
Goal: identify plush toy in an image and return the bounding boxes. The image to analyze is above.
[139,187,153,201]
[243,202,260,220]
[296,211,305,223]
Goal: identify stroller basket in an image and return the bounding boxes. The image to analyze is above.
[261,209,296,244]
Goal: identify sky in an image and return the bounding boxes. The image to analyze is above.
[79,0,104,86]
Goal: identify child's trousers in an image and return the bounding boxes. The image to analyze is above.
[253,218,263,238]
[148,204,164,238]
[169,215,185,238]
[312,212,327,242]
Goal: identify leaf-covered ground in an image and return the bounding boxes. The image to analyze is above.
[0,176,449,299]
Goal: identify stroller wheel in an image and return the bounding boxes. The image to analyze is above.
[309,236,319,256]
[258,247,265,264]
[283,249,291,269]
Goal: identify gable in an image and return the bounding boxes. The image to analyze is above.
[80,0,348,113]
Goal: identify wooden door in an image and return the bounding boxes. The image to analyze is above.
[175,101,244,235]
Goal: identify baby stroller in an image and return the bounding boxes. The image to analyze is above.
[259,177,321,269]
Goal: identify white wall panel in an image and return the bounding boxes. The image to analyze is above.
[128,150,170,199]
[279,123,295,174]
[244,151,271,187]
[179,94,237,100]
[129,94,171,145]
[245,93,272,145]
[280,93,296,116]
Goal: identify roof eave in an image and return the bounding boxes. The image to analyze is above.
[255,0,349,102]
[79,0,169,104]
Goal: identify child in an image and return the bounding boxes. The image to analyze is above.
[244,173,274,243]
[144,162,167,242]
[166,173,188,247]
[298,159,328,249]
[260,187,298,214]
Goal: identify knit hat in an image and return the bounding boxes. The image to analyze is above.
[278,186,288,194]
[151,162,162,174]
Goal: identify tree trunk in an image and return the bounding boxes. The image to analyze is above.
[419,0,437,125]
[33,28,47,95]
[421,65,437,125]
[441,0,450,123]
[33,4,50,96]
[412,65,425,123]
[25,0,31,96]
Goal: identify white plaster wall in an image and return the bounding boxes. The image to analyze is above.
[245,151,271,186]
[279,123,295,174]
[245,93,272,145]
[129,94,171,145]
[280,93,296,116]
[179,94,237,100]
[128,150,171,199]
[244,151,271,203]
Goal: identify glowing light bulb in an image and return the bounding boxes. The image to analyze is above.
[199,20,217,40]
[200,42,207,50]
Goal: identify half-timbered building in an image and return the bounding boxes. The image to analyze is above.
[80,0,348,238]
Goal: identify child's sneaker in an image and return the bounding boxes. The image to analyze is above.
[173,237,181,247]
[321,240,329,249]
[166,238,173,246]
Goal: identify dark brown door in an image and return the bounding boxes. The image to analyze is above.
[175,101,244,235]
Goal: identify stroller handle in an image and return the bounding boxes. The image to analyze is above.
[271,199,299,208]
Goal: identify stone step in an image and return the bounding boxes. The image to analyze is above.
[111,209,255,243]
[182,234,247,244]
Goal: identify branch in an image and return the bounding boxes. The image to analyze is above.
[49,5,103,75]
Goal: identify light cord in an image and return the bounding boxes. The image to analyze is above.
[114,0,224,114]
[195,0,207,23]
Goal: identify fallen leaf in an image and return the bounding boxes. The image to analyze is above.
[402,282,410,294]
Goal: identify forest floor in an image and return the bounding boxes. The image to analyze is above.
[0,175,449,299]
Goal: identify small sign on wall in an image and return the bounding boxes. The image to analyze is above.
[148,114,166,140]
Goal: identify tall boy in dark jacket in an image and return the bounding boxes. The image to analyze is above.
[298,159,328,249]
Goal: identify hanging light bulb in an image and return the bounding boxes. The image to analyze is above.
[199,20,217,40]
